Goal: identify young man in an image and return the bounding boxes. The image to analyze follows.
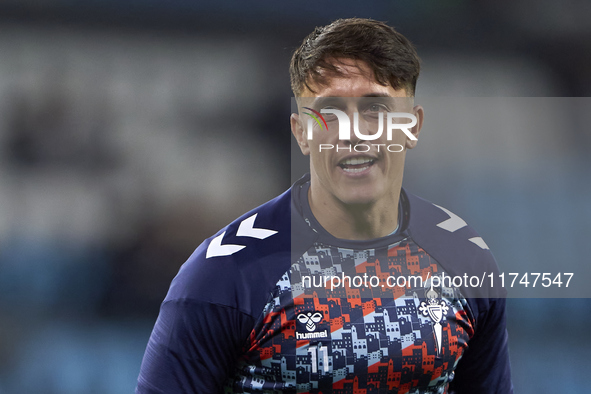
[137,18,512,394]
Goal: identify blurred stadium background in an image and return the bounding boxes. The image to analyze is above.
[0,1,590,393]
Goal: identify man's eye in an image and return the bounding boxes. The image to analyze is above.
[362,104,388,118]
[367,104,387,112]
[319,106,340,121]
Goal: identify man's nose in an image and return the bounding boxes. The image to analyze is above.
[341,110,362,146]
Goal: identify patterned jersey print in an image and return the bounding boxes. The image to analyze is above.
[225,240,474,394]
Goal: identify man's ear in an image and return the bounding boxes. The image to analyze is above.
[406,105,424,149]
[291,113,310,155]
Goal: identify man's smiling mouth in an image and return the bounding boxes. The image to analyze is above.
[338,156,376,173]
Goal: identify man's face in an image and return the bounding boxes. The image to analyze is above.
[291,58,424,207]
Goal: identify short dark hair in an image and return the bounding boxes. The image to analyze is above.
[290,18,421,96]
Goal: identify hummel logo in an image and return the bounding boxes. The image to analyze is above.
[297,312,323,332]
[206,213,277,258]
[296,311,328,340]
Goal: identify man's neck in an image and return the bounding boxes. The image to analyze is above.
[308,186,400,240]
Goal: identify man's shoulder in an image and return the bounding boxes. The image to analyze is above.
[203,188,292,259]
[404,189,503,296]
[163,188,293,314]
[405,190,491,252]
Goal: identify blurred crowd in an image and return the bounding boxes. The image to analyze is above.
[0,1,590,392]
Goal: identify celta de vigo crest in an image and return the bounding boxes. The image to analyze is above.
[419,284,450,356]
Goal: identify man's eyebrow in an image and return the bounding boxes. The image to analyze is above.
[312,94,392,102]
[311,97,346,107]
[305,94,399,109]
[362,93,392,98]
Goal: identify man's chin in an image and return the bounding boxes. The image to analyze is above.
[337,191,380,207]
